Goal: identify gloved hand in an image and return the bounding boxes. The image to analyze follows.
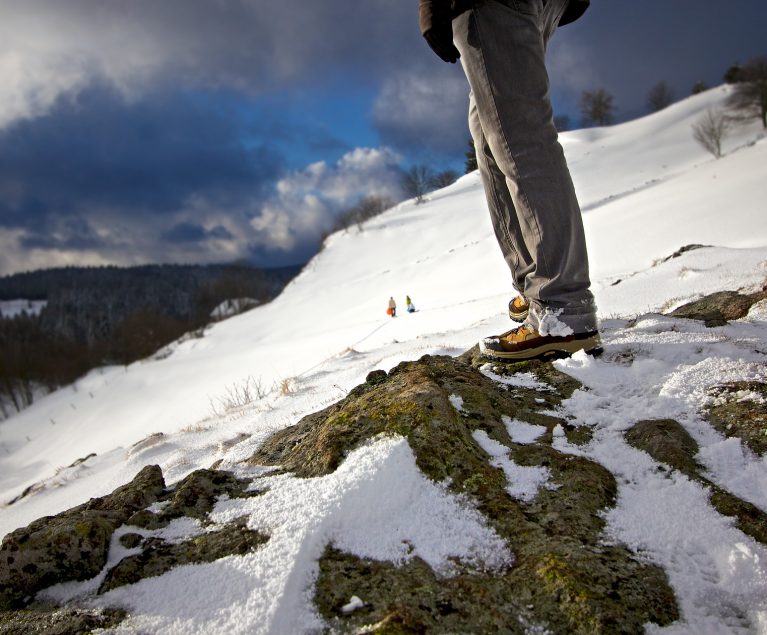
[419,1,460,64]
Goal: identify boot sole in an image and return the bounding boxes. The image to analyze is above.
[480,334,603,361]
[508,309,529,322]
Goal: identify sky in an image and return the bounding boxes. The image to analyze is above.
[0,0,764,276]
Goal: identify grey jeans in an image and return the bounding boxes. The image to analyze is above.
[453,0,597,333]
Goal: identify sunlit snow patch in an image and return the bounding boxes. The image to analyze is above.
[479,365,552,391]
[502,416,547,445]
[94,435,512,634]
[449,394,465,413]
[473,430,555,502]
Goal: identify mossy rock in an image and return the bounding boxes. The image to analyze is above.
[126,468,256,529]
[248,354,678,632]
[0,605,125,635]
[705,382,767,456]
[669,290,766,327]
[459,345,582,400]
[625,419,767,545]
[0,459,267,616]
[99,519,268,593]
[0,465,164,610]
[625,419,701,474]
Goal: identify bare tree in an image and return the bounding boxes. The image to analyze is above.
[647,81,674,112]
[402,165,436,204]
[726,56,767,128]
[580,88,616,126]
[724,62,745,84]
[691,80,708,95]
[431,169,459,190]
[692,108,731,158]
[333,196,394,232]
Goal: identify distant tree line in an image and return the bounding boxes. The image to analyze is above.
[0,263,301,418]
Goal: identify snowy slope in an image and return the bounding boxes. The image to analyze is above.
[1,86,767,634]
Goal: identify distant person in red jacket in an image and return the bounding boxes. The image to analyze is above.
[418,0,601,361]
[388,296,397,318]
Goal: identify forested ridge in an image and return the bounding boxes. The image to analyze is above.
[0,263,302,418]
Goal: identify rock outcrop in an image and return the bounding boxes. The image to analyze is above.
[705,381,767,457]
[0,464,164,610]
[253,352,679,633]
[669,289,766,327]
[0,465,267,631]
[6,342,763,632]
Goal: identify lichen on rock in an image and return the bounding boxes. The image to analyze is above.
[250,353,679,633]
[0,463,269,631]
[125,468,256,530]
[0,605,125,635]
[668,289,767,327]
[704,381,767,456]
[99,518,268,594]
[0,464,164,611]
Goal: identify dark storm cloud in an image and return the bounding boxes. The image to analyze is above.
[547,0,767,122]
[0,85,281,232]
[0,0,424,129]
[19,218,103,251]
[374,0,767,156]
[162,223,235,244]
[0,85,407,274]
[2,0,765,140]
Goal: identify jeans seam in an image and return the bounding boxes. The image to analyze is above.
[479,132,521,275]
[470,4,551,300]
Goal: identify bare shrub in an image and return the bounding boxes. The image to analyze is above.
[430,169,459,190]
[692,108,732,158]
[402,165,436,204]
[580,88,616,126]
[208,375,268,417]
[279,377,297,396]
[647,81,674,112]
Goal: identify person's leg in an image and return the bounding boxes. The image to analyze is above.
[468,94,529,295]
[454,0,597,334]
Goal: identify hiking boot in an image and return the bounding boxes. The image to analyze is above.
[508,295,530,322]
[480,325,602,361]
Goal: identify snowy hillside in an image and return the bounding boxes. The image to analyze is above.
[1,86,767,634]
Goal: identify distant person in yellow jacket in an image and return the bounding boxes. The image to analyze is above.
[406,295,416,313]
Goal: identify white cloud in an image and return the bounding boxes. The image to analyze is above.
[0,0,420,130]
[248,147,403,251]
[0,147,405,275]
[372,67,469,156]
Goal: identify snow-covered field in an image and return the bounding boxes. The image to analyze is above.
[0,299,46,319]
[1,86,767,633]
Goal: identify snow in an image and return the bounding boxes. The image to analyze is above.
[0,299,46,318]
[210,298,259,320]
[473,430,554,503]
[534,307,575,336]
[69,436,512,634]
[341,596,365,614]
[2,86,767,633]
[502,416,547,445]
[448,393,465,412]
